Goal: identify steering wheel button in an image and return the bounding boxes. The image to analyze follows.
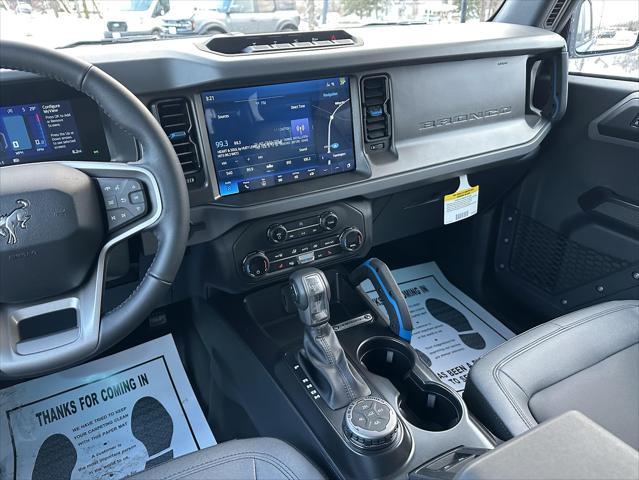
[126,180,142,192]
[129,191,145,204]
[130,204,147,216]
[107,208,131,230]
[104,196,118,210]
[97,178,114,192]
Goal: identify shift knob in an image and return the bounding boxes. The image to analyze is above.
[289,268,331,326]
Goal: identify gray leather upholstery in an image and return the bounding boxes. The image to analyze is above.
[129,438,325,480]
[464,300,639,448]
[455,411,639,480]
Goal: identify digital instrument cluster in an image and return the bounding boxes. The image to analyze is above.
[0,98,109,166]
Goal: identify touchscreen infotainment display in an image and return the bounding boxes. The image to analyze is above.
[201,77,356,196]
[0,99,109,166]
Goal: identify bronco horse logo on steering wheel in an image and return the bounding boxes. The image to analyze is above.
[0,199,31,245]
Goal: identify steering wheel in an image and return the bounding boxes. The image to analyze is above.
[0,41,190,378]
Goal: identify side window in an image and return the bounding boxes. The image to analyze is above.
[256,0,276,13]
[568,0,639,79]
[229,0,255,14]
[152,0,170,17]
[275,0,295,11]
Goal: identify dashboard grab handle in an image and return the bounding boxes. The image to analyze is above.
[350,258,413,341]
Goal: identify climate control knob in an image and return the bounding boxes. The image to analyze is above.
[268,224,288,243]
[320,211,339,231]
[243,252,270,278]
[339,227,364,252]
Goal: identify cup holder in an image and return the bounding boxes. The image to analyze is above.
[358,337,462,432]
[396,382,462,431]
[358,336,415,381]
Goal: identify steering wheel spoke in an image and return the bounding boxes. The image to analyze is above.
[0,161,163,377]
[1,268,104,377]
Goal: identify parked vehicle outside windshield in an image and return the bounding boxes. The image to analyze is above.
[0,0,504,47]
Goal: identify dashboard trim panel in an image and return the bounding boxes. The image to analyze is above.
[0,23,568,253]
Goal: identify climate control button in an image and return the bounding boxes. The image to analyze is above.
[243,252,270,278]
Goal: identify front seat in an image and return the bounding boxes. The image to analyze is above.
[129,437,325,480]
[464,300,639,449]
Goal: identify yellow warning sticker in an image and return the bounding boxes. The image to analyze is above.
[445,186,479,201]
[444,176,479,225]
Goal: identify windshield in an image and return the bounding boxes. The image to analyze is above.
[0,0,504,49]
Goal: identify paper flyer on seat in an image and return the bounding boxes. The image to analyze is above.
[361,262,514,392]
[0,335,215,480]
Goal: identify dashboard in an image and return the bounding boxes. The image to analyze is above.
[0,22,568,292]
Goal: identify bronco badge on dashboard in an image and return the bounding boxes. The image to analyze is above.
[0,199,31,245]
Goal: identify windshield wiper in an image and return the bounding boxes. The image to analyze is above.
[58,35,161,49]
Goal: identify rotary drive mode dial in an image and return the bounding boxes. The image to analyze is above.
[343,396,399,450]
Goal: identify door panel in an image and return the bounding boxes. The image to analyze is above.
[494,74,639,318]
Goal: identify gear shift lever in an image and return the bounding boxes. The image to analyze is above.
[289,269,331,327]
[289,268,371,410]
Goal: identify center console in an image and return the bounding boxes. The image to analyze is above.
[240,266,496,480]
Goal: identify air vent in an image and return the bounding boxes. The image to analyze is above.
[152,98,204,189]
[544,0,568,30]
[361,75,391,149]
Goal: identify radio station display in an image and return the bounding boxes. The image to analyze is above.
[0,99,109,166]
[201,77,356,196]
